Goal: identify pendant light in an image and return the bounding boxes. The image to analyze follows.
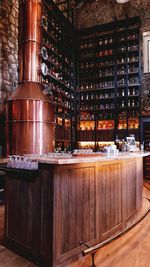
[116,0,129,3]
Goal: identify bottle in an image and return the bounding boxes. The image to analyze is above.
[115,135,120,150]
[128,99,131,107]
[121,139,126,152]
[121,100,125,108]
[81,94,84,101]
[132,99,135,107]
[99,38,102,45]
[133,88,135,95]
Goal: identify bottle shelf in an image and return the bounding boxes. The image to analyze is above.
[77,86,114,93]
[77,17,140,145]
[43,42,72,69]
[42,0,75,149]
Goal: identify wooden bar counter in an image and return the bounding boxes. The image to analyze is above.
[0,152,149,267]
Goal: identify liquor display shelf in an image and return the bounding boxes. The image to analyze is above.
[77,16,140,147]
[41,0,75,150]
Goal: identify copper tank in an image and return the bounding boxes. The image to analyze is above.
[6,0,54,155]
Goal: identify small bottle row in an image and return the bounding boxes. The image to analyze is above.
[80,103,115,111]
[118,110,139,119]
[80,51,139,61]
[79,111,115,121]
[79,110,139,122]
[43,25,61,43]
[80,112,94,120]
[80,39,95,49]
[97,112,114,120]
[96,68,114,77]
[56,117,71,129]
[80,65,138,77]
[96,49,113,57]
[117,88,138,97]
[41,67,71,88]
[53,95,73,109]
[117,55,138,64]
[119,99,138,108]
[118,31,138,42]
[41,46,70,73]
[42,78,72,97]
[80,59,114,70]
[79,120,115,131]
[80,81,114,91]
[97,103,115,110]
[42,38,70,62]
[80,32,138,50]
[56,106,71,118]
[80,92,115,101]
[41,14,62,35]
[98,36,113,45]
[80,69,114,79]
[117,76,139,86]
[117,65,138,75]
[118,43,138,52]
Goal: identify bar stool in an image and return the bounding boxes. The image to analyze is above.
[0,171,5,205]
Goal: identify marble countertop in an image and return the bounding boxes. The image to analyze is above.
[36,151,150,165]
[0,152,150,166]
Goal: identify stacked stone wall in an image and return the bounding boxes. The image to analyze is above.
[0,0,19,155]
[0,0,19,112]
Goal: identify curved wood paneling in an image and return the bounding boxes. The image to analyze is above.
[2,156,144,266]
[99,162,122,240]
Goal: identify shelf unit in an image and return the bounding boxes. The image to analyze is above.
[141,117,150,179]
[41,0,75,150]
[53,0,74,24]
[77,16,140,149]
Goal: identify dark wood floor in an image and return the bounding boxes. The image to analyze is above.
[0,184,150,267]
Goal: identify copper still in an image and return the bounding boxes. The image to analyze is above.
[6,0,54,155]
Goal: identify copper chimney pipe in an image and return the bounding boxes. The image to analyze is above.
[6,0,55,155]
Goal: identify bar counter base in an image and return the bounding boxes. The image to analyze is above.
[0,155,149,267]
[81,195,150,259]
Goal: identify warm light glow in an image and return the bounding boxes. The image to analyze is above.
[78,141,114,149]
[116,0,129,3]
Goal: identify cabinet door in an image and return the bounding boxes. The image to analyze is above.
[54,163,99,265]
[5,172,41,260]
[122,159,136,221]
[99,162,123,241]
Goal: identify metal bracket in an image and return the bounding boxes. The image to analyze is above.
[79,241,96,267]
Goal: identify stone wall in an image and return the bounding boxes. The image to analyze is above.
[76,0,150,116]
[0,0,18,109]
[0,0,19,155]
